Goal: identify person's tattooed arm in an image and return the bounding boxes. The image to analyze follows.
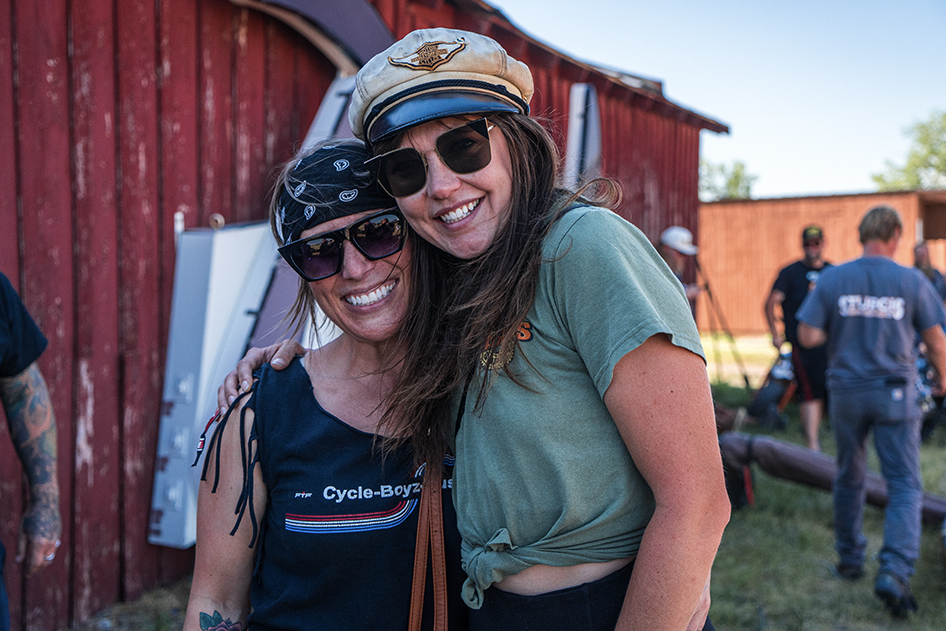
[0,362,62,576]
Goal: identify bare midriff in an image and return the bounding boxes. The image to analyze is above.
[493,556,635,596]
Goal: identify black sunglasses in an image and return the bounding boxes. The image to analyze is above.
[366,118,495,198]
[278,209,406,282]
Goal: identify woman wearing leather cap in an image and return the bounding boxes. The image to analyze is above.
[226,28,729,631]
[185,140,468,631]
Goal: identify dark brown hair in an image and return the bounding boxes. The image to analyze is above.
[376,113,621,466]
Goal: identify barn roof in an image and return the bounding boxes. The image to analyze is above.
[234,0,730,134]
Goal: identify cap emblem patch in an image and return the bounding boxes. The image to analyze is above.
[388,38,466,71]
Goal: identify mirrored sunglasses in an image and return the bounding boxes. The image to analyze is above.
[366,118,495,198]
[278,209,406,282]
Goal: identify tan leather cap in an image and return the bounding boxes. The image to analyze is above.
[349,28,533,143]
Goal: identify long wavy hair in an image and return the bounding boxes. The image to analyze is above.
[375,112,621,466]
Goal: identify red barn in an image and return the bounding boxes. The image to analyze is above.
[0,0,726,628]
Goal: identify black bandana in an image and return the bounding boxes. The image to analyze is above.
[275,142,395,244]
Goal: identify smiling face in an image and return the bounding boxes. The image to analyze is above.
[302,209,411,345]
[392,117,514,260]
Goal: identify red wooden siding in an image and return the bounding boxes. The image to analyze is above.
[0,2,338,629]
[13,0,74,628]
[1,0,724,628]
[71,0,122,621]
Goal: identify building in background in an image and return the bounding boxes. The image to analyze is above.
[697,191,946,335]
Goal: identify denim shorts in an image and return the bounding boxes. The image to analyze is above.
[469,561,716,631]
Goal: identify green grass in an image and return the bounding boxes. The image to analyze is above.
[711,381,946,630]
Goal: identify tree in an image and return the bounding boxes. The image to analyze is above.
[699,158,757,201]
[873,110,946,191]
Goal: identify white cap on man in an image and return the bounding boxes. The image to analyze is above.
[660,226,698,255]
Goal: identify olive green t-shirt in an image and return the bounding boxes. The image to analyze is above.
[454,206,704,608]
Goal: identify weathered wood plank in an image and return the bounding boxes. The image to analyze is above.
[232,7,267,222]
[0,0,18,274]
[13,0,72,627]
[158,0,199,311]
[264,22,301,169]
[116,0,162,602]
[294,41,332,150]
[70,0,122,620]
[198,1,235,226]
[154,0,202,585]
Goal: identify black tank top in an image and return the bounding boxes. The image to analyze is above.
[230,358,466,630]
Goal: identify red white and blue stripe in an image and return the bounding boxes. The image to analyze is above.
[285,498,417,534]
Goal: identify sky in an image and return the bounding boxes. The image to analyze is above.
[488,0,946,199]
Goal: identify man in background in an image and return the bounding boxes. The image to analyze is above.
[913,241,946,304]
[0,271,61,631]
[797,206,946,618]
[764,225,831,450]
[658,226,702,317]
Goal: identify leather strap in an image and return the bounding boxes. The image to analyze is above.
[409,468,448,631]
[428,471,447,631]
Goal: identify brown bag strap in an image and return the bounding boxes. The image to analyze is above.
[409,468,448,631]
[428,472,447,631]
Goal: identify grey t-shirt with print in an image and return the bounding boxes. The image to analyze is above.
[796,256,946,391]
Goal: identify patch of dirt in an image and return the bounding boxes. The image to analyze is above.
[68,577,191,631]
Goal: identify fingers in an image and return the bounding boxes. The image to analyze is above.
[272,340,306,369]
[218,342,309,416]
[19,534,60,578]
[218,372,239,413]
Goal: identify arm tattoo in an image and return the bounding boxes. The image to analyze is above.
[199,610,244,630]
[0,363,61,538]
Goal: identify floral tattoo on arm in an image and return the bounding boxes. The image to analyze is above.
[200,610,244,630]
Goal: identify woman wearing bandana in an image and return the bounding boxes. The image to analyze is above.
[183,141,467,631]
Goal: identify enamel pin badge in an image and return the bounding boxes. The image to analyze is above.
[388,38,466,71]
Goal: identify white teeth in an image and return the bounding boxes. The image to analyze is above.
[439,200,479,224]
[346,281,395,307]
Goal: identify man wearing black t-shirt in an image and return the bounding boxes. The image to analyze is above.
[764,225,832,450]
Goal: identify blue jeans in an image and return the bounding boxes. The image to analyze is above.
[0,541,9,631]
[829,382,923,580]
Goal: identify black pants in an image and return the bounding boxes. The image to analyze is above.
[469,561,716,631]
